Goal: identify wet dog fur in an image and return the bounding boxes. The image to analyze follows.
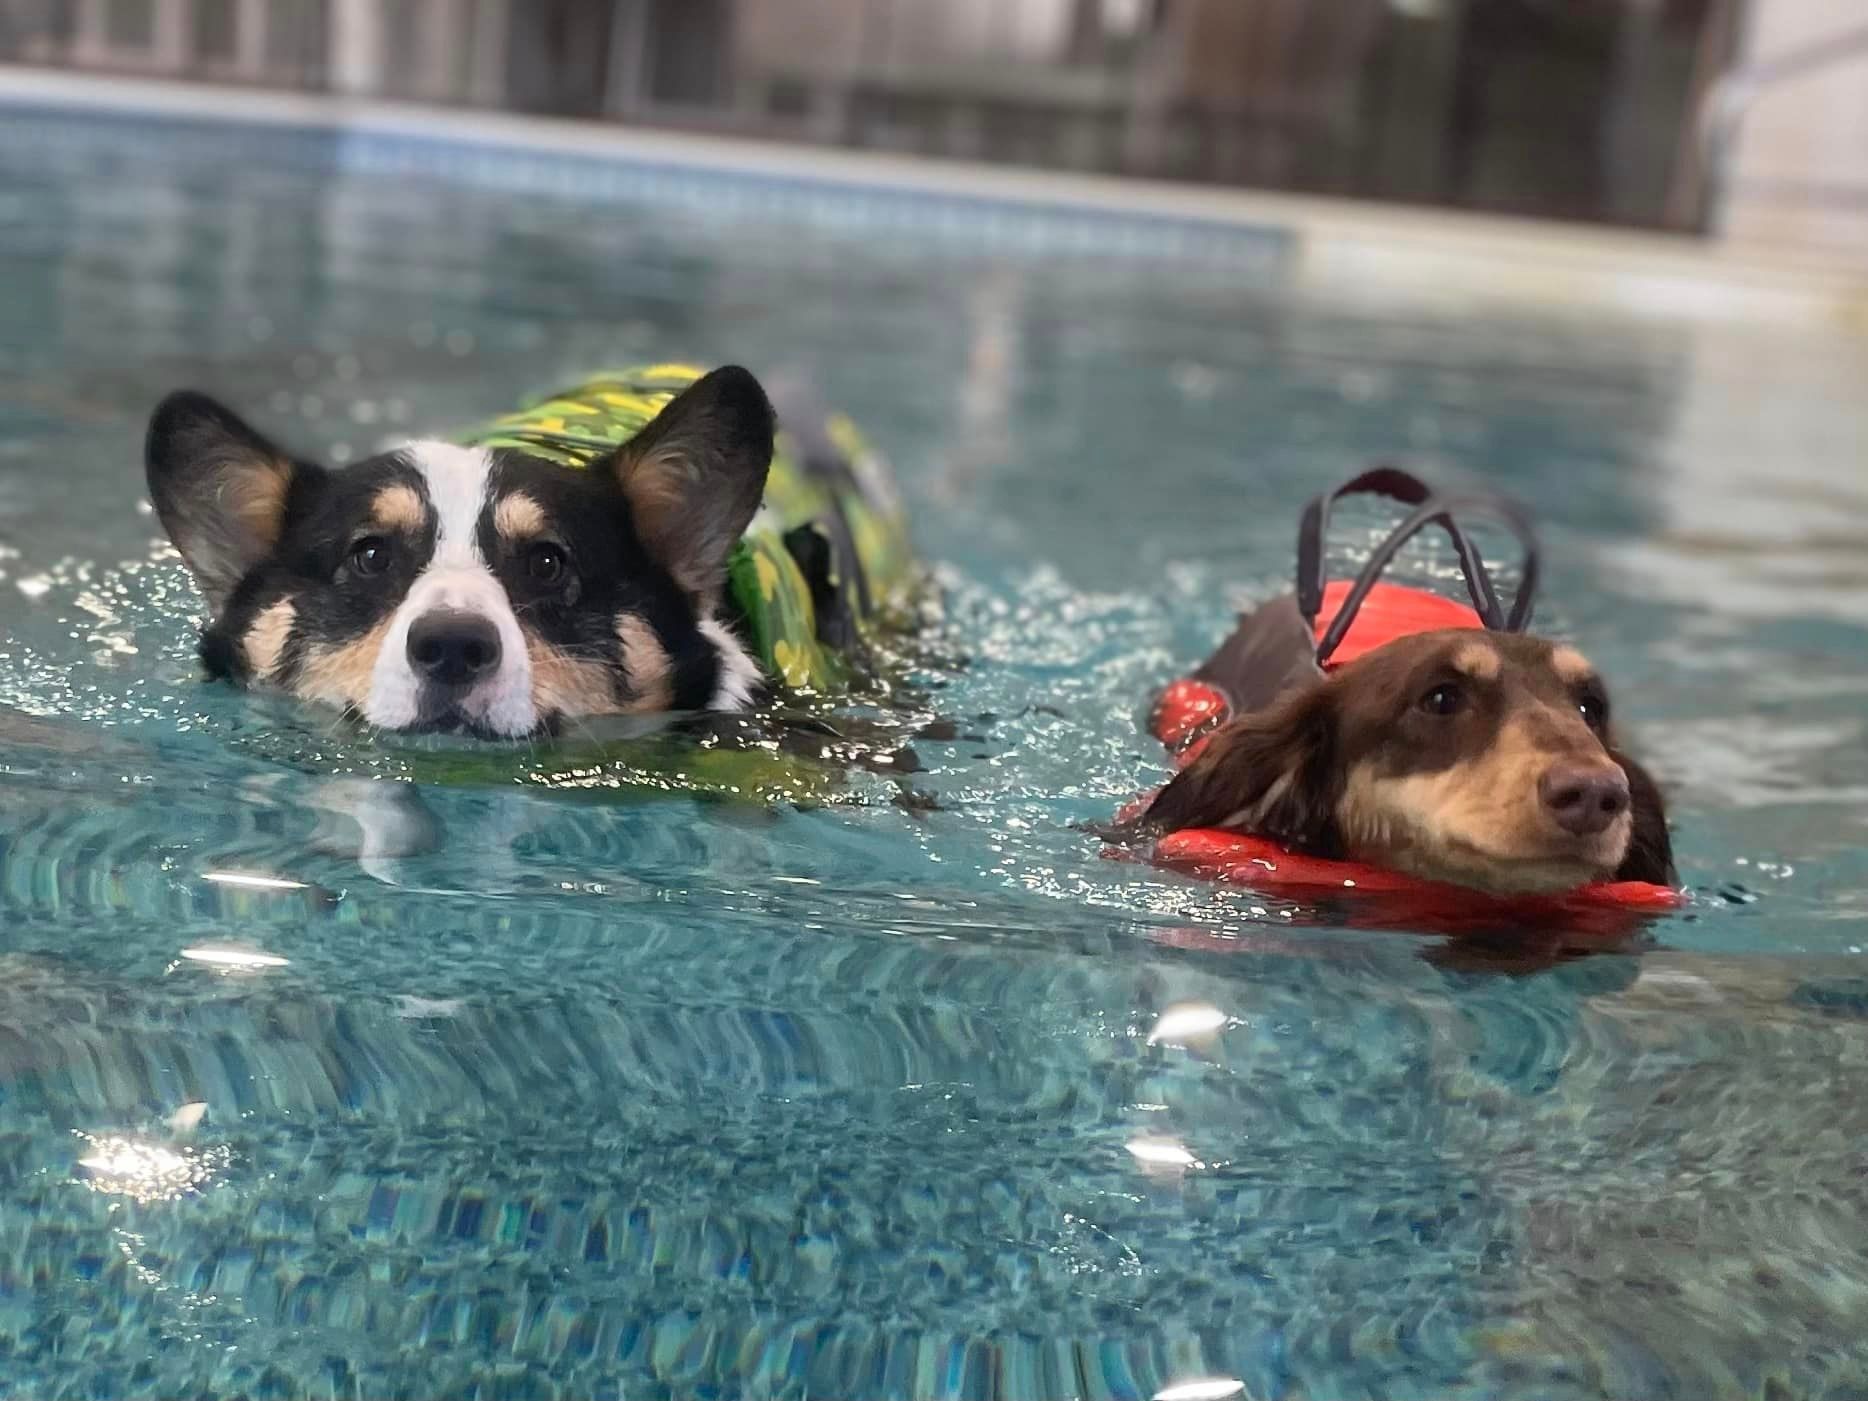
[145,367,774,739]
[1137,629,1675,895]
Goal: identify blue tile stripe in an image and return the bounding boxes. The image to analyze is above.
[0,99,1294,269]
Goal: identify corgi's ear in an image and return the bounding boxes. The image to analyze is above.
[145,392,311,611]
[605,366,775,601]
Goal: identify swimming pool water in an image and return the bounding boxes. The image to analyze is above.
[2,110,1868,1401]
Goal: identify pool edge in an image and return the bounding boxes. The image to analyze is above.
[2,63,1865,333]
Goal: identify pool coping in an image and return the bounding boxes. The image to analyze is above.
[3,64,1866,332]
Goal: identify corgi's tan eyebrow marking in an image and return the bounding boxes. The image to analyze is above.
[370,483,425,532]
[494,493,545,540]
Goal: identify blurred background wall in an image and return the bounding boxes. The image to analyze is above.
[0,0,1862,251]
[1713,0,1868,262]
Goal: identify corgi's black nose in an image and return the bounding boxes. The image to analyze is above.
[1539,764,1629,837]
[408,611,502,688]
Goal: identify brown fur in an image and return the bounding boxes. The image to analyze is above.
[1451,642,1501,681]
[1549,644,1593,686]
[493,492,545,540]
[526,639,620,719]
[281,620,680,723]
[227,461,293,553]
[297,618,394,710]
[370,484,425,533]
[615,614,675,713]
[616,450,713,598]
[609,368,773,602]
[1140,630,1675,895]
[241,599,295,682]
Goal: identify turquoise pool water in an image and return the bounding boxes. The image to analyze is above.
[2,109,1868,1401]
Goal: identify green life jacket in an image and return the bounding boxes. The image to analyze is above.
[456,362,918,695]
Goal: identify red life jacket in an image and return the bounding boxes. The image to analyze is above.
[1129,469,1683,930]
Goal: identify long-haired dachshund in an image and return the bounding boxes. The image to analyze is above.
[1136,628,1675,895]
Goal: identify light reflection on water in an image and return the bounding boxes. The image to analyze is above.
[76,1133,228,1205]
[0,111,1864,1400]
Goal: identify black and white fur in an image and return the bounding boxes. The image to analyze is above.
[145,366,773,739]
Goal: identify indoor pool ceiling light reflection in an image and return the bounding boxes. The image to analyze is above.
[179,946,290,970]
[1146,1001,1228,1046]
[1154,1381,1248,1401]
[202,870,309,892]
[1125,1136,1200,1169]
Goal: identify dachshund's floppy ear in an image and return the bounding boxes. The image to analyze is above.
[604,366,776,602]
[146,391,313,612]
[1612,748,1677,886]
[1141,686,1342,854]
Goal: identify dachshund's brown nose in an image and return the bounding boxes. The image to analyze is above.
[1539,765,1630,836]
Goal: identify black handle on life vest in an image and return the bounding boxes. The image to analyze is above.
[1296,467,1539,668]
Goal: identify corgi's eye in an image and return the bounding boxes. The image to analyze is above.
[348,536,392,577]
[526,542,566,585]
[1419,683,1465,717]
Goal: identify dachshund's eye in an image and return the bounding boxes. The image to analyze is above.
[526,542,567,585]
[1419,683,1465,717]
[1578,691,1609,731]
[348,536,392,578]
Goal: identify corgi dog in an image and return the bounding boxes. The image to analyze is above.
[145,364,914,740]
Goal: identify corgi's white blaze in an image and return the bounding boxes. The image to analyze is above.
[700,617,762,710]
[364,441,538,736]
